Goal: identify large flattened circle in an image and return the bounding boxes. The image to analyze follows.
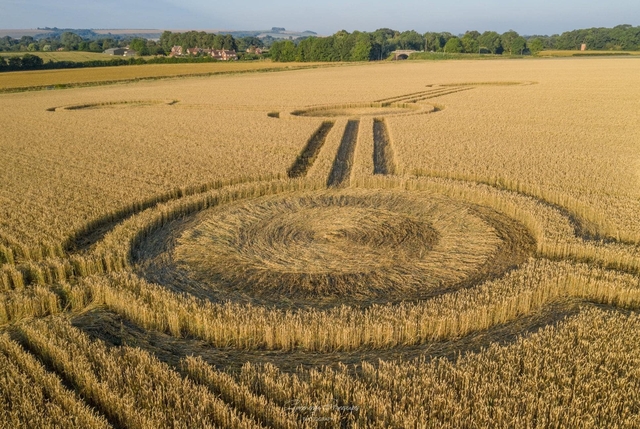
[134,188,535,309]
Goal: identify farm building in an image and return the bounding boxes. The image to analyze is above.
[104,48,125,56]
[104,48,138,56]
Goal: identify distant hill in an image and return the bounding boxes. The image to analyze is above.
[209,28,319,39]
[0,29,54,38]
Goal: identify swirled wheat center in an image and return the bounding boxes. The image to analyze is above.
[149,189,518,304]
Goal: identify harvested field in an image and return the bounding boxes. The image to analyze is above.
[2,57,640,427]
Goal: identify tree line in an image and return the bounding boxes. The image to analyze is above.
[531,24,640,50]
[0,54,227,73]
[270,24,640,62]
[0,32,167,55]
[2,24,638,68]
[0,31,264,57]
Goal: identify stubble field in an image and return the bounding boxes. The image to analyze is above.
[1,57,640,428]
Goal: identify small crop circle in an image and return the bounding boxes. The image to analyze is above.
[290,102,433,118]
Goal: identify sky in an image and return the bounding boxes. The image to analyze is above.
[1,0,639,36]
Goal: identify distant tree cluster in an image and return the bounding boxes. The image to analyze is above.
[270,25,640,62]
[270,29,427,62]
[158,31,239,54]
[530,24,640,51]
[269,28,530,62]
[0,31,164,55]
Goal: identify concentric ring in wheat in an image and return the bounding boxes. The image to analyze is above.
[135,188,536,308]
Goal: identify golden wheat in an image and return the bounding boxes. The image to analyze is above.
[0,333,110,429]
[17,317,263,429]
[1,58,640,427]
[0,61,333,91]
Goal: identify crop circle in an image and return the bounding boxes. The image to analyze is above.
[134,187,535,308]
[290,102,433,118]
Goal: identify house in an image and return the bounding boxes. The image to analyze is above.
[246,47,263,55]
[123,49,137,57]
[169,46,237,60]
[211,49,237,60]
[186,47,203,56]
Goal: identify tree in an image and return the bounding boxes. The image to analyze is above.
[511,36,527,55]
[60,32,83,50]
[478,31,502,54]
[311,37,337,61]
[236,36,263,52]
[501,30,520,54]
[461,33,479,53]
[212,35,225,50]
[280,40,296,61]
[397,30,424,50]
[351,32,372,61]
[222,35,237,51]
[371,28,399,59]
[424,32,442,52]
[270,40,296,61]
[371,32,389,60]
[159,31,174,52]
[295,37,314,61]
[465,30,481,40]
[20,53,43,69]
[129,38,149,55]
[7,56,21,70]
[444,37,463,53]
[334,30,355,61]
[527,37,545,55]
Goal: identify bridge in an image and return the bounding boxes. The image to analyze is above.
[391,50,419,60]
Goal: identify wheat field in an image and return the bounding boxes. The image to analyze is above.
[0,61,335,92]
[1,57,640,428]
